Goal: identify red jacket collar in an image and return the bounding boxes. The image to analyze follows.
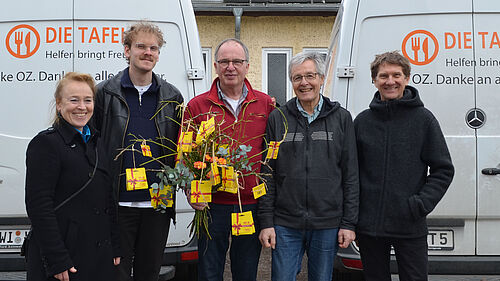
[207,77,258,106]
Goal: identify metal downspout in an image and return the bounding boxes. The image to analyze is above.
[233,8,243,39]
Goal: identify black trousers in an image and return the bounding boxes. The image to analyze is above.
[358,234,428,281]
[117,206,171,281]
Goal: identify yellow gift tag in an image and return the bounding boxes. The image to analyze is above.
[179,131,193,153]
[252,183,267,199]
[219,166,237,194]
[195,117,216,144]
[125,168,148,191]
[149,185,173,208]
[190,180,212,203]
[141,144,152,157]
[266,141,280,159]
[231,211,255,236]
[211,162,221,185]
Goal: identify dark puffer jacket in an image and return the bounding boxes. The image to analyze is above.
[258,96,359,231]
[354,86,454,238]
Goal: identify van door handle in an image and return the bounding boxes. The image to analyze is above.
[481,168,500,175]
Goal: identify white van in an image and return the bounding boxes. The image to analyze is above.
[0,0,206,279]
[326,0,500,278]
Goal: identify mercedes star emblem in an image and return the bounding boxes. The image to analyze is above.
[465,108,486,129]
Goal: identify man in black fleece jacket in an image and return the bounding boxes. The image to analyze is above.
[258,52,359,281]
[354,51,454,281]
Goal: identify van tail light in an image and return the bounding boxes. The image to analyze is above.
[180,251,198,261]
[341,258,363,270]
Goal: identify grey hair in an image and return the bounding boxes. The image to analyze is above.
[214,38,250,62]
[288,51,325,81]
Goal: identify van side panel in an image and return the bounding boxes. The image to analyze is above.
[330,0,500,274]
[1,16,73,222]
[347,0,476,256]
[0,0,202,259]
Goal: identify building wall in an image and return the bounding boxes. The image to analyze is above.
[196,15,335,91]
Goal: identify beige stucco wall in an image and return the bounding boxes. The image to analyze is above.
[196,15,335,91]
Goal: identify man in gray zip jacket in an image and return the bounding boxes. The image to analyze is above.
[258,52,359,281]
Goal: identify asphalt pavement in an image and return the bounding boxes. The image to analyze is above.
[223,246,308,281]
[222,247,500,281]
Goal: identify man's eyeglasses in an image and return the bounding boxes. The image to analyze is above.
[292,73,319,83]
[217,59,247,68]
[135,43,160,53]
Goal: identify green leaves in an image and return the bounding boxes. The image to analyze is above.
[155,162,194,190]
[228,145,253,172]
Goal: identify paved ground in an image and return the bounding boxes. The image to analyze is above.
[222,247,500,281]
[223,246,308,281]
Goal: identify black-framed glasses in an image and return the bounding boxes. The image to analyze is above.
[292,73,319,83]
[135,43,160,53]
[217,59,247,68]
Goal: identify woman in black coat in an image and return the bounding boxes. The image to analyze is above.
[25,72,121,281]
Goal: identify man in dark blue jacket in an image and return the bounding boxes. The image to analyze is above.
[93,21,183,281]
[354,51,454,281]
[258,52,359,281]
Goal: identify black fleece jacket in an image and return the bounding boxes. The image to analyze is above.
[258,96,359,231]
[354,86,454,238]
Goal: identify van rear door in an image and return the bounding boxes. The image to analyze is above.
[473,0,500,255]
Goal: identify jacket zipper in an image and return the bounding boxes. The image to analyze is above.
[375,103,391,236]
[304,118,310,229]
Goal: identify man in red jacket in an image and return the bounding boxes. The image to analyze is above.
[185,38,274,281]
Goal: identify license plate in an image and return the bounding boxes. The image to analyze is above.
[427,229,454,250]
[0,229,30,250]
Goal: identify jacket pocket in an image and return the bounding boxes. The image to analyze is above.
[308,178,342,217]
[383,197,425,235]
[275,175,306,217]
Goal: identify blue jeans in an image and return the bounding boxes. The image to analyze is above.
[272,225,339,281]
[198,203,261,281]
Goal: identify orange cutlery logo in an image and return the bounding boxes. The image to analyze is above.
[402,30,439,66]
[5,24,40,59]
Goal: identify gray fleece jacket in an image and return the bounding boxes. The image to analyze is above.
[258,96,359,231]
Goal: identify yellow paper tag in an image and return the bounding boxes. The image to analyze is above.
[211,162,221,185]
[252,183,267,199]
[231,211,255,236]
[266,141,280,159]
[149,185,173,208]
[141,144,152,157]
[219,166,237,194]
[179,131,193,153]
[190,180,212,203]
[195,117,216,144]
[126,168,148,191]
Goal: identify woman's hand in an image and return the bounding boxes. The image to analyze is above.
[54,267,77,281]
